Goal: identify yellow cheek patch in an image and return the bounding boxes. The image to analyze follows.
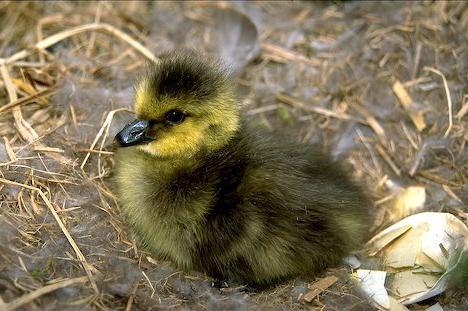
[138,119,205,158]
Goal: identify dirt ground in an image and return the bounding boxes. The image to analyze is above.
[0,1,467,310]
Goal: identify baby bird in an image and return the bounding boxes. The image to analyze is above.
[114,51,372,287]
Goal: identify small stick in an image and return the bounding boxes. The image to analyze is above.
[411,42,423,79]
[456,95,468,119]
[423,67,453,138]
[355,128,381,175]
[141,271,155,298]
[262,43,321,66]
[400,121,418,150]
[376,144,401,176]
[303,275,338,302]
[246,104,280,116]
[80,108,132,170]
[2,136,17,162]
[392,80,426,131]
[76,149,114,155]
[277,93,355,121]
[0,63,38,142]
[4,276,88,311]
[2,23,158,66]
[125,281,140,311]
[352,104,387,146]
[86,3,104,57]
[442,185,463,204]
[0,87,56,114]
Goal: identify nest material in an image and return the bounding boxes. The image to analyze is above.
[0,1,466,310]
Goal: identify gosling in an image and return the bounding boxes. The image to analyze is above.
[114,51,372,287]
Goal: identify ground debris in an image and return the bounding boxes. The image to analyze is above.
[302,275,338,303]
[0,1,466,310]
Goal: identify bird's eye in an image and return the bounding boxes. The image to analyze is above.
[164,109,186,125]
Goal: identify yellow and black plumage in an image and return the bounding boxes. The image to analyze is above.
[114,51,372,287]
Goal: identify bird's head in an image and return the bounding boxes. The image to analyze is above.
[115,52,239,159]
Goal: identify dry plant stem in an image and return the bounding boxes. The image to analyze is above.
[0,178,99,294]
[125,281,140,311]
[142,271,155,298]
[2,23,158,66]
[423,67,453,138]
[356,128,381,176]
[376,144,401,176]
[455,95,467,118]
[36,14,64,64]
[392,80,426,131]
[0,64,67,161]
[97,109,120,177]
[86,3,104,57]
[4,277,88,311]
[303,275,338,302]
[352,104,387,146]
[0,87,57,114]
[262,43,321,66]
[3,137,17,161]
[80,108,132,171]
[0,64,38,142]
[276,93,356,121]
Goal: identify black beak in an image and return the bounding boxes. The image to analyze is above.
[115,119,152,147]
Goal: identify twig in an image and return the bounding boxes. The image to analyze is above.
[352,104,387,146]
[355,128,381,175]
[4,276,88,311]
[303,275,338,302]
[0,178,99,293]
[2,23,158,66]
[376,144,401,176]
[80,108,132,170]
[246,104,280,116]
[141,271,155,298]
[456,95,468,119]
[76,149,114,155]
[86,3,104,57]
[423,67,453,138]
[277,93,356,121]
[0,63,39,142]
[392,80,426,131]
[411,42,423,79]
[0,87,56,114]
[400,121,418,150]
[125,281,140,311]
[262,43,321,66]
[3,137,17,162]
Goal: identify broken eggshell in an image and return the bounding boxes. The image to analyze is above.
[365,212,468,305]
[355,269,390,309]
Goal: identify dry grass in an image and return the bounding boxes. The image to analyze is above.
[0,1,466,310]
